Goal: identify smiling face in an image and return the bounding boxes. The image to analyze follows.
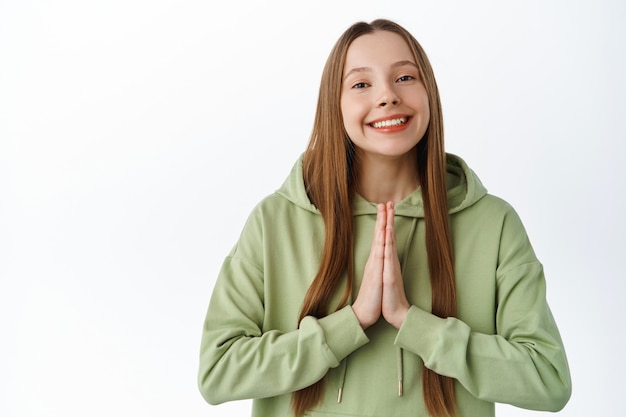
[341,30,430,161]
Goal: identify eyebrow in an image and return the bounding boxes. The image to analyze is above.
[343,60,418,81]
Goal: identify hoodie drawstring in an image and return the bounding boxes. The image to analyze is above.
[337,357,347,403]
[397,347,404,396]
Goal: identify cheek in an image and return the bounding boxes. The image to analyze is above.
[340,98,358,126]
[342,96,368,122]
[419,95,431,123]
[340,102,362,139]
[420,90,430,113]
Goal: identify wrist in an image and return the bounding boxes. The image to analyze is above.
[389,305,410,329]
[350,304,375,329]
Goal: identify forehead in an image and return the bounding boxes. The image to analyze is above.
[344,31,415,67]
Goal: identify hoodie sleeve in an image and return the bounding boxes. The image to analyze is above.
[197,205,369,405]
[394,206,572,411]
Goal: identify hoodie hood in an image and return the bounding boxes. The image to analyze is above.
[276,153,488,216]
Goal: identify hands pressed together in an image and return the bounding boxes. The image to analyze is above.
[352,202,411,330]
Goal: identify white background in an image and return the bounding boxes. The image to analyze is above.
[1,1,625,416]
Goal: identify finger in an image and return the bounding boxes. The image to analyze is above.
[384,202,402,283]
[385,201,396,256]
[379,202,388,230]
[370,203,387,258]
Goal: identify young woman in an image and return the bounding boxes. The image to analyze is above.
[198,19,571,417]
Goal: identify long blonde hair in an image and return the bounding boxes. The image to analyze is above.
[294,19,457,417]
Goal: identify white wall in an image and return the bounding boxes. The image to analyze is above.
[1,1,624,416]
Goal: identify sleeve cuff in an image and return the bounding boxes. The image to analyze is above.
[395,305,444,359]
[317,305,369,362]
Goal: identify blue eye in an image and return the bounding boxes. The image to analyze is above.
[352,82,368,89]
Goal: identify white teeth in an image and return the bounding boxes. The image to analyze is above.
[371,117,408,128]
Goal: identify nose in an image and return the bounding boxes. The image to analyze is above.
[377,85,401,108]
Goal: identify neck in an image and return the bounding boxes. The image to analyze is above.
[355,151,420,203]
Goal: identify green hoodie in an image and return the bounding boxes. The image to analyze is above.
[198,154,571,417]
